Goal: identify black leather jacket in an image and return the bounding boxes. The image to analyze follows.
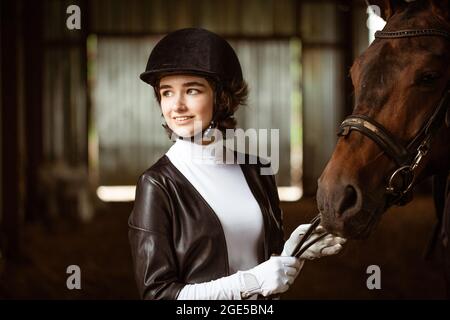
[128,152,284,300]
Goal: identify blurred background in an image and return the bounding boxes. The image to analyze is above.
[0,0,446,299]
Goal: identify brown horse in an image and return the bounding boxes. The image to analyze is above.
[317,0,449,239]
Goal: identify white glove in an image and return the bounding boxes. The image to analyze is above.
[238,256,303,298]
[282,224,346,260]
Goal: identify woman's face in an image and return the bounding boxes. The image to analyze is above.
[159,74,214,138]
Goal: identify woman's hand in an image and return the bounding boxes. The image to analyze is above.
[281,224,346,260]
[238,256,303,298]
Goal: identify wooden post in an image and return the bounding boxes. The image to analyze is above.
[1,0,22,260]
[24,1,44,223]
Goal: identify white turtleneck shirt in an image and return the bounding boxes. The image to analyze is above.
[165,138,265,299]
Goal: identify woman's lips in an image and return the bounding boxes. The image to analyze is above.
[173,116,195,124]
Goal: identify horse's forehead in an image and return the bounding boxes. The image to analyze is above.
[353,35,449,113]
[352,42,411,111]
[357,43,402,85]
[357,37,448,83]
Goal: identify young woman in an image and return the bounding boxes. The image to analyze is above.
[128,28,346,300]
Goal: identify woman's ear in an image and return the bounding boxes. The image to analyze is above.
[366,0,408,21]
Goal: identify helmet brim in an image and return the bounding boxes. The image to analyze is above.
[140,68,219,87]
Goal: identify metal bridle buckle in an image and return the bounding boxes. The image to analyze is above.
[412,141,430,170]
[386,165,414,196]
[386,139,430,197]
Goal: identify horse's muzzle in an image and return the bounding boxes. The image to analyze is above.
[317,174,382,238]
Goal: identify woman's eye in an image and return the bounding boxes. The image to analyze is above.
[417,72,441,86]
[187,88,200,95]
[161,90,173,97]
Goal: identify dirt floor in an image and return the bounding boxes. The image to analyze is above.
[0,195,447,299]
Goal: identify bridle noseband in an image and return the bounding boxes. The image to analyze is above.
[338,28,450,206]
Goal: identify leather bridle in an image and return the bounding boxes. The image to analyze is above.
[337,28,450,206]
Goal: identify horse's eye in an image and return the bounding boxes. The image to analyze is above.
[417,72,441,86]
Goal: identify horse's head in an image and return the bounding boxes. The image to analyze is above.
[317,0,450,238]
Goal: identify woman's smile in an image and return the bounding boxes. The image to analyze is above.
[173,115,195,124]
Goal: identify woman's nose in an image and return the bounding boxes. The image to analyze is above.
[172,93,187,111]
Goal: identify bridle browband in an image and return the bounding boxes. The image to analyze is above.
[375,28,450,39]
[338,28,450,206]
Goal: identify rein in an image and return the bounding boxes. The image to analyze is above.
[291,215,328,259]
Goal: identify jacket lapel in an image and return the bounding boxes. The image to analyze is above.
[238,153,272,261]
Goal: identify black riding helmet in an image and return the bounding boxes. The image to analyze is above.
[140,28,243,88]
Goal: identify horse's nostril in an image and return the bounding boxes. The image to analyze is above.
[337,185,358,217]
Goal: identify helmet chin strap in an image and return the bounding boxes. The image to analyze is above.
[178,115,217,143]
[172,108,218,143]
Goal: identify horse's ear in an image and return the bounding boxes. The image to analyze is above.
[366,0,408,21]
[430,0,449,22]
